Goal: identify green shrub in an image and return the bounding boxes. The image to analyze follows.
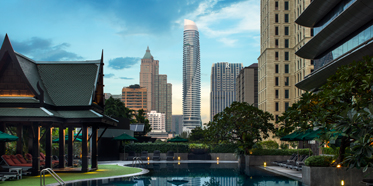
[258,140,279,149]
[210,144,238,153]
[280,143,289,149]
[249,148,312,156]
[322,147,339,155]
[305,155,333,167]
[189,143,209,149]
[123,143,189,153]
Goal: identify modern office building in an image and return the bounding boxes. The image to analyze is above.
[295,0,373,92]
[140,47,172,131]
[259,0,312,124]
[172,115,183,135]
[147,110,166,131]
[210,62,243,121]
[236,63,258,107]
[183,19,201,131]
[121,84,147,112]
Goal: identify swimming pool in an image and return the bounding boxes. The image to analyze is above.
[65,163,304,186]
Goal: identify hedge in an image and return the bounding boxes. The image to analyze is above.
[123,143,189,153]
[210,144,239,153]
[305,155,333,167]
[249,149,313,156]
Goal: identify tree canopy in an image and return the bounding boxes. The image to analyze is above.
[104,97,133,120]
[205,101,274,152]
[278,56,373,169]
[134,109,152,135]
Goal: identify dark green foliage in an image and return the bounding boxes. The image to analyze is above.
[104,97,134,120]
[189,127,205,142]
[257,140,279,149]
[305,156,333,167]
[134,109,151,134]
[280,143,289,149]
[205,102,274,152]
[249,149,312,156]
[210,144,239,153]
[123,143,189,153]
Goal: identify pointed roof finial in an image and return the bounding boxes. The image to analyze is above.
[143,46,153,59]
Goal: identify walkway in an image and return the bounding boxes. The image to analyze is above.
[259,165,302,182]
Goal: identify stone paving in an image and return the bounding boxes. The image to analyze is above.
[259,165,303,182]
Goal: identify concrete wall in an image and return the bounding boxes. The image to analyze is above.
[302,166,373,186]
[245,155,293,166]
[210,153,237,161]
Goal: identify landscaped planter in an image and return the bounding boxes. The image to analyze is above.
[190,149,209,154]
[210,153,237,161]
[302,166,373,186]
[245,155,293,166]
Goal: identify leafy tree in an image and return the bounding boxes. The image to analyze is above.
[104,97,134,120]
[134,109,151,135]
[278,56,373,168]
[189,126,205,142]
[179,131,189,139]
[205,101,274,152]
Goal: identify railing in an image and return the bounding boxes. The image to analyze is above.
[131,157,144,167]
[40,168,65,186]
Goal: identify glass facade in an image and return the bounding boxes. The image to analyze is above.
[314,22,373,70]
[313,0,356,36]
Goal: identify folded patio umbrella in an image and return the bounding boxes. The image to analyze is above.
[52,135,82,143]
[112,133,138,141]
[0,131,18,142]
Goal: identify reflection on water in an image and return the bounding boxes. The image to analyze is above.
[65,163,303,186]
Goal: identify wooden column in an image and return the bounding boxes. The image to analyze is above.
[16,125,23,155]
[0,122,5,156]
[28,126,33,154]
[31,123,40,175]
[82,126,89,172]
[91,126,98,169]
[45,126,52,168]
[58,125,65,168]
[67,127,74,167]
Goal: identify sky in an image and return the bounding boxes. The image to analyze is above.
[0,0,260,124]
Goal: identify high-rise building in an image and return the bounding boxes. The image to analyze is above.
[295,0,371,92]
[121,84,147,112]
[236,63,258,107]
[172,115,183,135]
[258,0,312,124]
[147,110,166,131]
[183,19,201,131]
[140,47,172,131]
[210,62,243,121]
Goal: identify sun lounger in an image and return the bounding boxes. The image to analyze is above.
[362,179,373,185]
[127,151,136,160]
[279,155,299,167]
[293,155,310,171]
[153,150,161,161]
[40,153,59,166]
[140,151,148,160]
[272,153,296,165]
[23,153,45,165]
[286,155,308,169]
[166,151,174,161]
[1,155,32,172]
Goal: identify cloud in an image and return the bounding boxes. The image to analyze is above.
[119,77,134,80]
[108,57,140,70]
[104,73,115,78]
[218,38,238,47]
[1,35,83,61]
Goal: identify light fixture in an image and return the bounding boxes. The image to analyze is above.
[178,156,180,160]
[264,162,266,167]
[341,180,344,185]
[337,164,341,168]
[217,157,219,160]
[147,157,149,160]
[250,151,253,155]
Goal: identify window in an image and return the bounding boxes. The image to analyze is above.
[275,51,279,60]
[284,14,289,23]
[285,52,289,60]
[285,89,289,99]
[275,64,279,73]
[275,102,279,111]
[284,26,289,35]
[285,64,289,73]
[275,39,279,48]
[285,102,290,111]
[275,14,279,23]
[275,89,279,99]
[275,1,278,10]
[285,39,289,48]
[285,77,289,86]
[276,115,279,122]
[284,1,289,10]
[275,77,279,86]
[275,26,279,35]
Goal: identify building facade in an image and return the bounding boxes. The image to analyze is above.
[121,84,147,112]
[183,19,201,131]
[140,47,172,131]
[295,0,373,92]
[147,110,166,131]
[172,115,183,135]
[259,0,312,124]
[210,62,243,121]
[236,63,258,107]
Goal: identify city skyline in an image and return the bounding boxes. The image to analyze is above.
[0,0,260,124]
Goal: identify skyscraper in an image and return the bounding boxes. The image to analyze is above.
[210,62,243,121]
[183,19,201,131]
[236,63,258,107]
[121,84,147,112]
[140,47,172,131]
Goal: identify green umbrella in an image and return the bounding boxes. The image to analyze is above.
[167,136,188,153]
[52,134,83,143]
[301,129,323,141]
[280,131,302,141]
[112,133,138,141]
[0,131,18,142]
[288,129,313,141]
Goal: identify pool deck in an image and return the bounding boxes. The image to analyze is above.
[259,165,303,182]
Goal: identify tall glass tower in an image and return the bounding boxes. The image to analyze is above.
[182,19,201,131]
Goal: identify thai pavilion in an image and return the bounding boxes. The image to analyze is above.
[0,35,118,175]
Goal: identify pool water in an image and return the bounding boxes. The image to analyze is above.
[65,163,303,186]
